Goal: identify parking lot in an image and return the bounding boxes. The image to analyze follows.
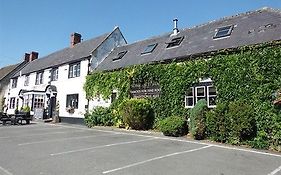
[0,122,280,175]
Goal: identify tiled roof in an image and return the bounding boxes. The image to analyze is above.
[0,63,21,81]
[15,30,115,76]
[96,7,281,71]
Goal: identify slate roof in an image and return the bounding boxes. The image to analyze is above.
[14,29,117,77]
[0,63,21,81]
[96,7,281,71]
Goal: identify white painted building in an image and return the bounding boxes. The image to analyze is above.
[6,27,126,124]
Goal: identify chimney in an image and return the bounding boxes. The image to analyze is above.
[172,18,179,36]
[24,53,30,62]
[70,32,82,48]
[29,51,39,62]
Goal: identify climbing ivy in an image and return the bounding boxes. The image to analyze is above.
[84,41,281,151]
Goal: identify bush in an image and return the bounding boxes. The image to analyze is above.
[189,99,208,140]
[226,100,256,144]
[159,116,187,137]
[84,107,113,127]
[206,102,229,142]
[120,98,154,130]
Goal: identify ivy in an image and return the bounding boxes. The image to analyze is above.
[84,41,281,151]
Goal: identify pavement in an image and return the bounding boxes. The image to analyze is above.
[0,122,280,175]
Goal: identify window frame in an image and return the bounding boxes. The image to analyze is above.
[35,72,44,85]
[195,86,206,103]
[24,75,30,86]
[68,62,80,78]
[166,36,184,48]
[185,87,194,108]
[9,97,16,109]
[51,68,59,81]
[213,25,234,39]
[113,51,127,61]
[66,94,79,109]
[33,94,45,109]
[207,85,217,108]
[141,43,158,55]
[11,78,18,88]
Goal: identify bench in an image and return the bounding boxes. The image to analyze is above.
[0,112,12,125]
[14,112,32,125]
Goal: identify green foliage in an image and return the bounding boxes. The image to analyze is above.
[189,99,208,140]
[159,116,187,137]
[206,102,229,142]
[120,98,154,130]
[84,42,281,151]
[84,107,113,127]
[21,106,31,112]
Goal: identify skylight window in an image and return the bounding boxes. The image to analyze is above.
[113,51,127,61]
[166,36,184,48]
[213,25,234,39]
[141,43,158,55]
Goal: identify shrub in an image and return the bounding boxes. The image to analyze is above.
[206,102,229,142]
[189,99,208,140]
[159,116,187,137]
[84,106,113,127]
[226,100,256,144]
[120,98,154,130]
[250,130,269,149]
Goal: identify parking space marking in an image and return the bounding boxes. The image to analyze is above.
[103,145,212,174]
[18,133,120,146]
[0,166,13,175]
[268,165,281,175]
[50,137,158,156]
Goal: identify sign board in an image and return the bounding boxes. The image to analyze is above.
[130,84,161,98]
[34,108,44,119]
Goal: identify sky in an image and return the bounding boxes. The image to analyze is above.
[0,0,281,68]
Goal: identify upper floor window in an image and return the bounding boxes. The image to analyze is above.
[141,43,158,55]
[51,68,58,81]
[35,72,44,85]
[113,51,127,61]
[11,78,18,88]
[66,94,79,109]
[213,25,234,39]
[68,62,80,78]
[166,36,184,48]
[24,75,30,86]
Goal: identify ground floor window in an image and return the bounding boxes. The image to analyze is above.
[66,94,79,109]
[33,95,45,109]
[185,79,217,108]
[23,94,32,107]
[9,97,16,109]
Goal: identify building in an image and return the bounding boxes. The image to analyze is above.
[7,27,126,124]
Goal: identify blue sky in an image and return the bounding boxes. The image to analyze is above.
[0,0,280,68]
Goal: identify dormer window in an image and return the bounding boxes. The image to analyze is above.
[113,51,127,61]
[141,43,158,55]
[213,25,234,39]
[166,36,184,48]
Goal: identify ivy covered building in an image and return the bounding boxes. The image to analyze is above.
[85,7,281,150]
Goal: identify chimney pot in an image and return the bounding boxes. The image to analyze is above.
[172,18,179,36]
[70,32,82,48]
[29,51,39,62]
[24,53,30,62]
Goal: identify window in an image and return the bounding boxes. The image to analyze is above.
[35,72,44,85]
[141,43,158,55]
[51,68,58,81]
[68,62,80,78]
[23,94,32,107]
[113,51,127,61]
[11,78,17,88]
[185,87,194,108]
[66,94,79,109]
[33,95,45,109]
[9,97,16,109]
[207,86,217,108]
[24,75,30,86]
[195,86,206,103]
[213,25,233,39]
[166,36,184,48]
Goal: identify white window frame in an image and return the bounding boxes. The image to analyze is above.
[207,85,217,108]
[24,75,30,86]
[185,87,194,108]
[195,86,206,103]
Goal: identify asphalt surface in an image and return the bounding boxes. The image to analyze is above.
[0,122,280,175]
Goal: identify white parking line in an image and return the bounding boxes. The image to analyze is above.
[0,166,13,175]
[18,133,120,146]
[103,145,212,174]
[50,137,158,156]
[268,165,281,175]
[57,124,281,158]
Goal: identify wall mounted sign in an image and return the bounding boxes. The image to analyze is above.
[130,84,160,98]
